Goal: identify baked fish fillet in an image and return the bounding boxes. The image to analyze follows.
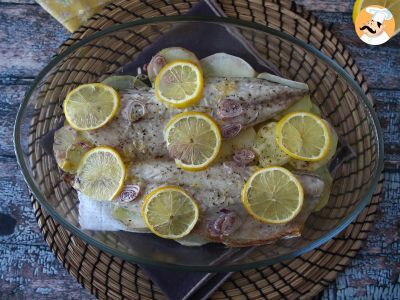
[76,77,308,160]
[105,159,324,247]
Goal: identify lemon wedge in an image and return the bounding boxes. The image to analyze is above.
[155,60,204,108]
[75,146,125,201]
[242,167,304,224]
[64,83,120,131]
[164,112,222,171]
[141,186,199,239]
[276,112,331,162]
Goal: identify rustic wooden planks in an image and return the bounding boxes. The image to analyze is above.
[0,1,399,299]
[322,171,400,299]
[1,243,92,299]
[296,0,354,12]
[0,3,68,79]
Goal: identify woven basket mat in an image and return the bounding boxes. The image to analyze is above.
[29,0,385,299]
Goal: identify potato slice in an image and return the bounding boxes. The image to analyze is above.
[273,95,313,121]
[53,125,93,173]
[310,103,322,116]
[257,72,308,90]
[253,122,290,167]
[148,47,200,81]
[102,75,148,90]
[218,127,257,161]
[200,53,256,78]
[312,166,333,212]
[112,206,150,233]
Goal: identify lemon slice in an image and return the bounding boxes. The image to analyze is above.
[141,186,199,239]
[290,120,338,171]
[164,112,222,171]
[102,75,148,90]
[353,0,400,35]
[64,83,120,131]
[155,60,204,108]
[242,167,304,224]
[253,122,291,167]
[276,112,331,162]
[75,146,126,201]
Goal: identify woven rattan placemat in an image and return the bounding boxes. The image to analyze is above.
[29,0,384,299]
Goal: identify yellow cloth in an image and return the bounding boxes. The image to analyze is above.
[36,0,112,32]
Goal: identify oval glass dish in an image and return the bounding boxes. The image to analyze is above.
[14,17,384,272]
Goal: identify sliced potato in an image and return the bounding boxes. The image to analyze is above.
[253,122,290,167]
[148,47,200,81]
[274,95,313,120]
[218,127,256,161]
[102,75,148,90]
[112,206,150,233]
[112,206,209,244]
[53,125,93,173]
[289,120,338,171]
[310,103,322,116]
[63,143,92,173]
[175,235,209,247]
[159,47,199,63]
[312,166,333,212]
[257,72,308,90]
[200,53,257,78]
[54,125,77,158]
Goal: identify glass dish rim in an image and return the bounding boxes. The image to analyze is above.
[14,16,384,272]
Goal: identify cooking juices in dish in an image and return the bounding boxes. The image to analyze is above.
[54,48,338,247]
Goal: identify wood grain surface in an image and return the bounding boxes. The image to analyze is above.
[0,1,399,299]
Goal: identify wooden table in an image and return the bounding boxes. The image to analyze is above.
[0,1,398,299]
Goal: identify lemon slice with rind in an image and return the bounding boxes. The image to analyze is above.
[276,112,331,162]
[64,83,120,131]
[155,60,204,108]
[164,112,222,171]
[75,146,125,201]
[141,186,199,239]
[242,167,304,224]
[289,120,338,171]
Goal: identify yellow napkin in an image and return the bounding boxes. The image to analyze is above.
[36,0,112,32]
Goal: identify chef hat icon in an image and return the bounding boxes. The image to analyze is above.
[366,7,393,23]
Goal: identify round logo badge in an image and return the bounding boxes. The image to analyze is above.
[355,5,395,45]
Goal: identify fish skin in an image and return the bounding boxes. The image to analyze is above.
[76,77,307,160]
[202,171,325,247]
[114,160,324,247]
[199,201,314,247]
[202,77,308,106]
